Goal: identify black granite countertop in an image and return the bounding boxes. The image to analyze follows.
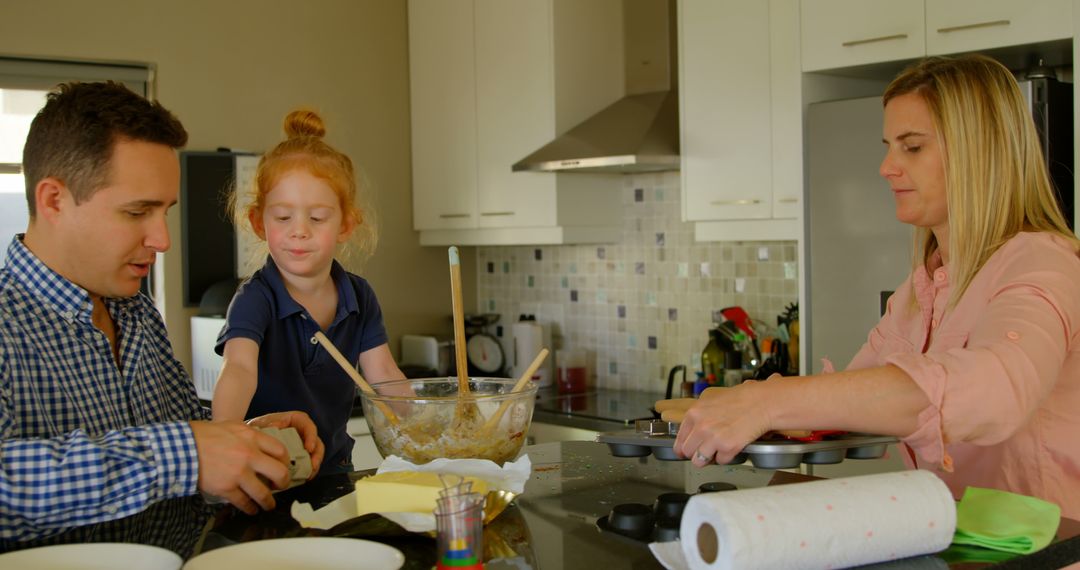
[5,441,1077,569]
[199,442,1080,569]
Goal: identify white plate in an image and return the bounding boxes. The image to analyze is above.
[0,542,182,570]
[182,537,405,570]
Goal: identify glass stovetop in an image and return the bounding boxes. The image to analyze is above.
[532,389,664,430]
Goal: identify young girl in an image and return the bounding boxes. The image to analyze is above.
[213,109,405,474]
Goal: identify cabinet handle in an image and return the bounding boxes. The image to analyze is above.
[711,199,762,206]
[777,197,799,204]
[438,213,471,219]
[0,163,21,175]
[936,20,1010,34]
[841,33,908,47]
[480,211,515,217]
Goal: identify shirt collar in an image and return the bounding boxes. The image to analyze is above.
[911,248,950,323]
[913,249,946,285]
[329,260,360,316]
[4,235,140,325]
[926,248,945,273]
[260,256,359,323]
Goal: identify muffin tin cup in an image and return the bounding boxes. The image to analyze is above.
[598,503,654,540]
[652,523,680,542]
[748,453,804,470]
[653,492,691,523]
[608,443,653,458]
[649,445,681,461]
[801,448,846,465]
[845,444,888,459]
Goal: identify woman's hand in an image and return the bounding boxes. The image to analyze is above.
[655,368,929,468]
[655,381,775,467]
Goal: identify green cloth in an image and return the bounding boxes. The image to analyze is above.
[951,486,1061,554]
[939,544,1019,565]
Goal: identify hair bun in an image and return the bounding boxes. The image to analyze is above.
[283,109,326,139]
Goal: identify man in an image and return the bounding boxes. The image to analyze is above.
[0,81,324,543]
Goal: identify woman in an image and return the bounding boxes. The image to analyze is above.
[657,55,1080,518]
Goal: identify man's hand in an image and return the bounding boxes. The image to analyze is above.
[189,421,291,515]
[246,411,326,479]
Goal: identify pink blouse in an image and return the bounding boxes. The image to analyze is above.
[846,232,1080,519]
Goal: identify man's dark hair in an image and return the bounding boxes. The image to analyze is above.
[21,81,188,217]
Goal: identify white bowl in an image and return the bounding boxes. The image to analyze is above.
[0,543,182,570]
[182,537,404,570]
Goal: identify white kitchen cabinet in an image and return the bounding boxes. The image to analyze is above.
[800,0,925,73]
[408,0,624,246]
[801,0,1073,73]
[679,0,802,241]
[408,0,477,232]
[346,417,383,471]
[925,0,1073,56]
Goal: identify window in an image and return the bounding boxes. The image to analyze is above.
[0,57,152,290]
[0,88,47,266]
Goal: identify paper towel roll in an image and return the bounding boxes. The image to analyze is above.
[679,470,956,570]
[512,321,550,388]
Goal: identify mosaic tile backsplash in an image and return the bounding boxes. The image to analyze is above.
[476,172,799,393]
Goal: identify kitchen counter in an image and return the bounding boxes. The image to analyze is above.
[7,441,1078,569]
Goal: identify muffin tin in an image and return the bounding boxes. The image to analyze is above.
[595,483,738,543]
[596,420,897,469]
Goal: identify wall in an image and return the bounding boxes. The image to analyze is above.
[478,172,798,393]
[0,1,469,371]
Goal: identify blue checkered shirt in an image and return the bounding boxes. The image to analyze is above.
[0,236,210,542]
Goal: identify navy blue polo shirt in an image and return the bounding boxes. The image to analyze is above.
[215,256,388,468]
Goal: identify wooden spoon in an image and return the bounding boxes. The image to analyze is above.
[448,246,470,396]
[314,331,400,426]
[448,246,481,428]
[481,348,548,435]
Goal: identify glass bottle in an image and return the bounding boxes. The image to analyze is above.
[701,328,726,380]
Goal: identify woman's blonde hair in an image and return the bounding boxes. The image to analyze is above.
[231,109,378,272]
[883,55,1078,306]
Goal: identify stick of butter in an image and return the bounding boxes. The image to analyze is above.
[354,471,488,515]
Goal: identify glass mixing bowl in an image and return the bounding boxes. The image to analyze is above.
[359,377,537,465]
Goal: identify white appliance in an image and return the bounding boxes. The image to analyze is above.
[512,319,552,388]
[190,316,226,400]
[400,334,452,376]
[805,77,1074,372]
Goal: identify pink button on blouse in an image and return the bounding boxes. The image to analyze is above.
[847,232,1080,519]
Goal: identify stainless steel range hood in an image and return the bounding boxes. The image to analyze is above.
[511,90,678,173]
[513,0,679,174]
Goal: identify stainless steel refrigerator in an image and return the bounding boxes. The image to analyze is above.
[805,95,912,373]
[805,78,1073,373]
